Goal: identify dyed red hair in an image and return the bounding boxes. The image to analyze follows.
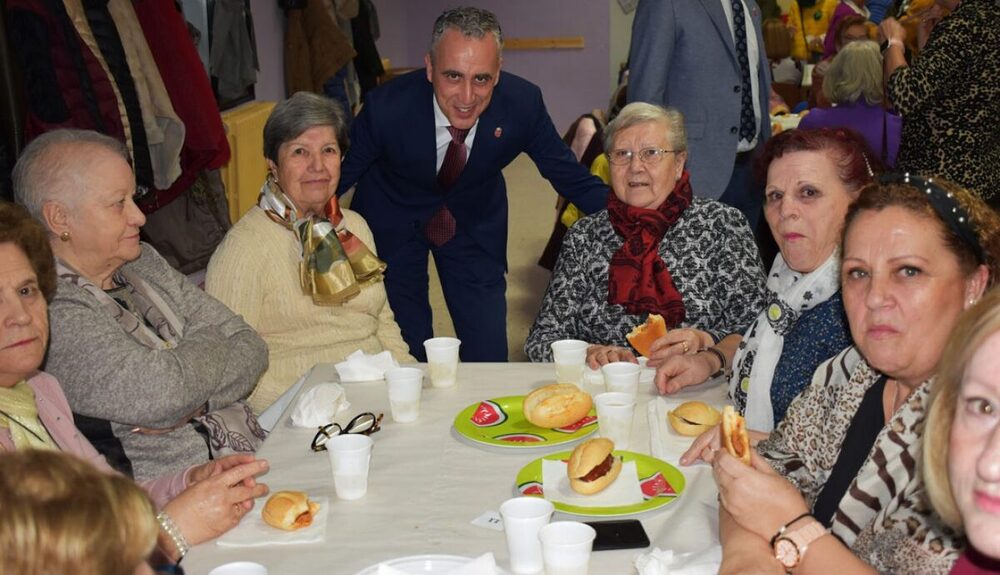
[755,127,881,193]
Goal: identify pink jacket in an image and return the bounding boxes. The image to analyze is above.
[0,372,191,508]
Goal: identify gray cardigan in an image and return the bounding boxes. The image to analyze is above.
[45,244,268,481]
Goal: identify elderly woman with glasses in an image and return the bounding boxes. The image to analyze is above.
[206,92,413,413]
[525,102,766,377]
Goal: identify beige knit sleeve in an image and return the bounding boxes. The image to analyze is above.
[205,214,266,330]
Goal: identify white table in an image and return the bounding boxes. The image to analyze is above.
[185,363,727,574]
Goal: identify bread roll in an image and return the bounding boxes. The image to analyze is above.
[262,491,320,531]
[523,384,593,429]
[668,401,722,436]
[721,406,751,465]
[568,438,623,495]
[626,314,667,358]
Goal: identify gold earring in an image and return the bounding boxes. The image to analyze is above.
[60,231,71,242]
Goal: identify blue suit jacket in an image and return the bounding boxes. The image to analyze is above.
[629,0,772,200]
[337,70,609,266]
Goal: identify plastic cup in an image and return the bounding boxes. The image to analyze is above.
[208,562,268,575]
[601,361,640,396]
[551,339,588,385]
[593,392,636,450]
[637,356,655,386]
[424,337,461,388]
[326,434,373,500]
[385,367,423,423]
[539,521,597,575]
[499,497,555,574]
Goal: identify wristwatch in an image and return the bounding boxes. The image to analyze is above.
[772,518,827,570]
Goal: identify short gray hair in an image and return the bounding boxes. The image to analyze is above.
[823,40,884,106]
[429,6,503,57]
[263,92,350,163]
[13,129,129,222]
[604,102,688,154]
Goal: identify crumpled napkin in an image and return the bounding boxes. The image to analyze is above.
[217,496,328,547]
[377,552,497,574]
[290,383,350,428]
[634,545,722,575]
[541,458,644,507]
[334,350,399,382]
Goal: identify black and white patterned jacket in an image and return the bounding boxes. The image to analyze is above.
[525,198,766,361]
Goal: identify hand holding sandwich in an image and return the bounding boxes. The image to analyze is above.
[713,450,808,542]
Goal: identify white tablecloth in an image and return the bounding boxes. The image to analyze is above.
[184,363,728,574]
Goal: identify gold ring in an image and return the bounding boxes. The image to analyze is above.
[682,341,689,353]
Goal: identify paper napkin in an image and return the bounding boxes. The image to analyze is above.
[634,545,722,575]
[541,458,644,507]
[334,350,399,382]
[217,497,328,547]
[289,383,350,428]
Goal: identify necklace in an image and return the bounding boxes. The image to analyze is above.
[0,408,47,444]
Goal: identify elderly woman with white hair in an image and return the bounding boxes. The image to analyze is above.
[798,40,902,166]
[525,102,766,382]
[206,92,414,413]
[13,129,268,483]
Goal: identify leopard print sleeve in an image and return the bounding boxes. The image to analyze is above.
[758,347,864,503]
[888,6,975,116]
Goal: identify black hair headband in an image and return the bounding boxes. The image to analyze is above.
[879,172,987,264]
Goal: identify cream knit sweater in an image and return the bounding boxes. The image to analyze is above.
[206,207,415,412]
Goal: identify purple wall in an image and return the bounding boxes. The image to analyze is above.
[250,0,286,102]
[373,1,609,133]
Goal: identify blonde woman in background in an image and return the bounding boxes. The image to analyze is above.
[0,450,159,575]
[924,289,1000,573]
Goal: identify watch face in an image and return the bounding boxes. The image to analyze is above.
[775,537,800,568]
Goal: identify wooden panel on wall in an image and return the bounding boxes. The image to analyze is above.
[504,36,585,50]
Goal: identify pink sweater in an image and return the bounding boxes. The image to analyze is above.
[0,372,191,508]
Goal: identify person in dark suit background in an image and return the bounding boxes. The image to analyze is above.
[337,6,609,362]
[628,0,772,231]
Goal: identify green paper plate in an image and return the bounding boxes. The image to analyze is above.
[452,396,598,448]
[514,450,685,517]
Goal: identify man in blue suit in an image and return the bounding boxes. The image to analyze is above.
[337,6,609,362]
[628,0,771,231]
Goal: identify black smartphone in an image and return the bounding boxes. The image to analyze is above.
[585,519,651,551]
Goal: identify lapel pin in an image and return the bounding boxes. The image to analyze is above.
[494,127,503,138]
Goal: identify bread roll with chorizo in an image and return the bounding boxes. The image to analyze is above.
[262,491,320,531]
[721,406,751,465]
[567,438,623,495]
[668,401,722,436]
[626,314,667,358]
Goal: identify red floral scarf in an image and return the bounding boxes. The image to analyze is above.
[606,171,692,326]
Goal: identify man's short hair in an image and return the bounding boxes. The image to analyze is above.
[429,6,503,57]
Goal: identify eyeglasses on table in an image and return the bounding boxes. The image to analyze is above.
[310,412,383,452]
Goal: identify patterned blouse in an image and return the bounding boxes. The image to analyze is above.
[767,291,852,424]
[759,347,960,573]
[887,0,1000,207]
[524,198,766,361]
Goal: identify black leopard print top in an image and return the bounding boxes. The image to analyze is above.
[888,0,1000,207]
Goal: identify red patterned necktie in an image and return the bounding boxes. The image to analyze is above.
[426,126,469,247]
